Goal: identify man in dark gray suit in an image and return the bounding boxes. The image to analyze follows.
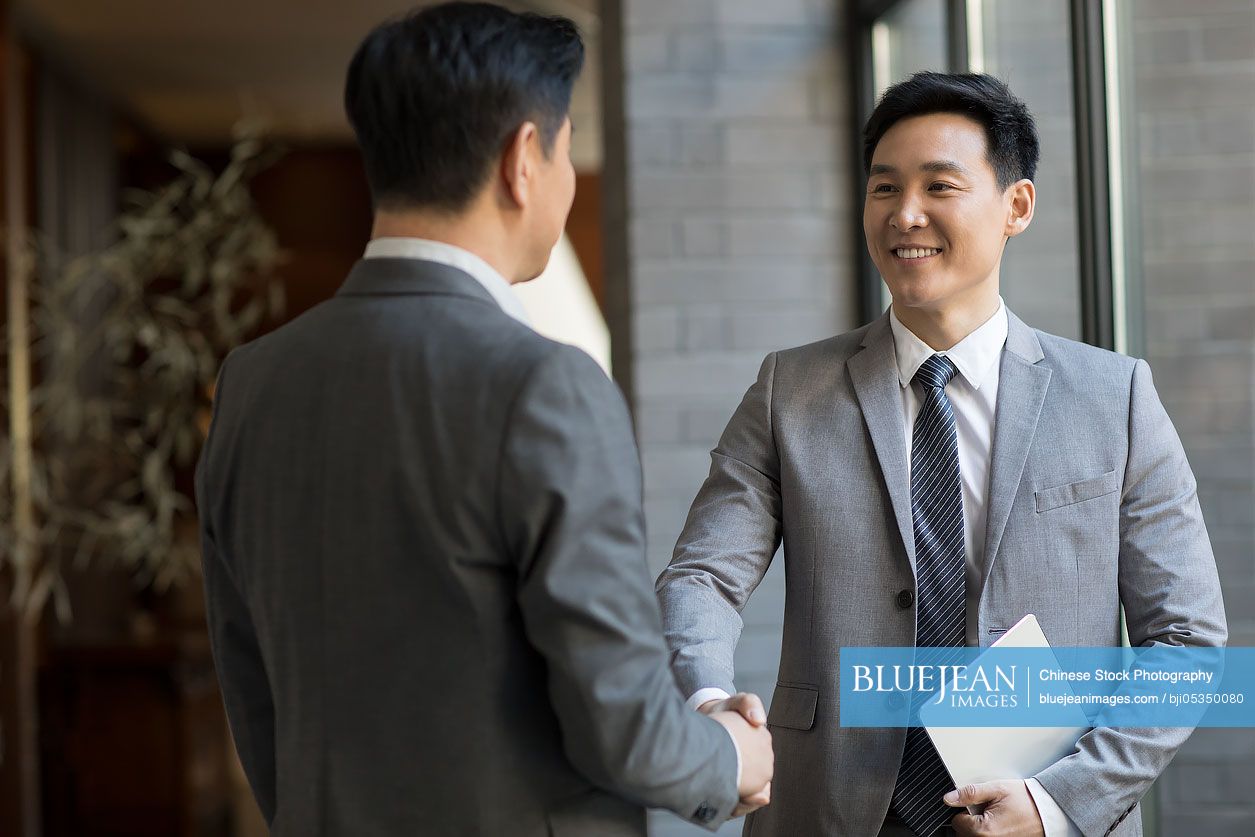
[195,4,772,835]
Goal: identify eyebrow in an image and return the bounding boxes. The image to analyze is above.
[868,160,971,176]
[922,159,970,175]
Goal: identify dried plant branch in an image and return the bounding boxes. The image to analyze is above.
[0,131,284,620]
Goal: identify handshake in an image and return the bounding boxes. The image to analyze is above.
[701,693,775,817]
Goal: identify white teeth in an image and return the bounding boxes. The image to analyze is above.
[895,247,941,259]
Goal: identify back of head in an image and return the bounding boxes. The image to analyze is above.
[345,1,584,213]
[863,71,1039,190]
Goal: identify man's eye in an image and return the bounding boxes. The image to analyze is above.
[929,182,955,191]
[872,183,897,193]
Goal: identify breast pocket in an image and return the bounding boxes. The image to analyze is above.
[1034,469,1120,513]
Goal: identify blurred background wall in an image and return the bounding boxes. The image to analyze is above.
[1,1,1252,835]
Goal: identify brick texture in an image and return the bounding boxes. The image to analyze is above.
[604,2,855,834]
[1125,1,1255,830]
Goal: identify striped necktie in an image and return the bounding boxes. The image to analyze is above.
[891,354,966,836]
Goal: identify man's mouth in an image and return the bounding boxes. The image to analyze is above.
[893,247,942,260]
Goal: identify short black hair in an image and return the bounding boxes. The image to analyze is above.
[345,2,584,212]
[863,72,1039,190]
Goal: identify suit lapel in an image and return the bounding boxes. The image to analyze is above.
[848,315,916,574]
[982,312,1051,584]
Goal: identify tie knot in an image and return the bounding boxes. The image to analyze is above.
[914,354,958,391]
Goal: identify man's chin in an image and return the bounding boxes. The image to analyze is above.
[516,263,548,284]
[515,246,558,284]
[883,279,946,311]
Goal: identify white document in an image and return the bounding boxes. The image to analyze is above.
[921,614,1089,789]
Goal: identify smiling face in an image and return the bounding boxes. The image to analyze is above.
[863,112,1034,323]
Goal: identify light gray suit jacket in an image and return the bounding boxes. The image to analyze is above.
[196,257,739,836]
[656,310,1227,836]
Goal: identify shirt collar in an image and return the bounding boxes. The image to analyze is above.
[363,237,530,326]
[888,298,1008,391]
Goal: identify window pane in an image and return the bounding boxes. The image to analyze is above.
[976,0,1083,340]
[871,0,948,99]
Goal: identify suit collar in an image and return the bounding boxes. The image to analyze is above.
[858,309,892,350]
[888,299,1008,392]
[1004,308,1045,364]
[361,237,530,325]
[337,257,503,309]
[865,303,1042,364]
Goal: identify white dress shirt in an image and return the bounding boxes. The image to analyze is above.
[363,237,531,326]
[690,299,1080,835]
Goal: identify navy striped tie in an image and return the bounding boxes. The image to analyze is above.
[891,354,966,836]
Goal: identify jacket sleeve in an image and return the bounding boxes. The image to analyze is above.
[1035,358,1228,836]
[655,353,784,698]
[196,356,277,824]
[499,344,740,830]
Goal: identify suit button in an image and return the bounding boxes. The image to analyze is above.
[897,589,915,609]
[693,802,717,824]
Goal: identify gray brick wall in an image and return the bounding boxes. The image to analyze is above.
[1123,1,1255,833]
[603,2,856,834]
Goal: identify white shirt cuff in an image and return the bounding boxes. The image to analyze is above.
[687,688,740,791]
[686,686,732,712]
[1025,778,1082,837]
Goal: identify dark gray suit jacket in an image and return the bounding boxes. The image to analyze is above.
[196,257,739,836]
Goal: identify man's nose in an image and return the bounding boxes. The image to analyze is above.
[889,193,928,231]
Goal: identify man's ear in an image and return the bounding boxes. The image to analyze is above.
[1004,178,1035,238]
[500,121,540,209]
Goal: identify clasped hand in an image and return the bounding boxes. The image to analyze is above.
[699,693,773,816]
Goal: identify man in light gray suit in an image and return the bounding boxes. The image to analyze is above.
[656,72,1226,837]
[196,4,772,835]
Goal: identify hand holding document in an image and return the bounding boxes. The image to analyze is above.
[921,615,1089,789]
[943,780,1047,836]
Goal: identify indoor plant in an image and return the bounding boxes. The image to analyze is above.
[0,130,284,621]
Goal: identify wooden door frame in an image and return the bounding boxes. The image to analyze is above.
[1,0,42,832]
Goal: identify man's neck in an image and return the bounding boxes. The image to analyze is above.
[891,291,1001,351]
[371,206,521,284]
